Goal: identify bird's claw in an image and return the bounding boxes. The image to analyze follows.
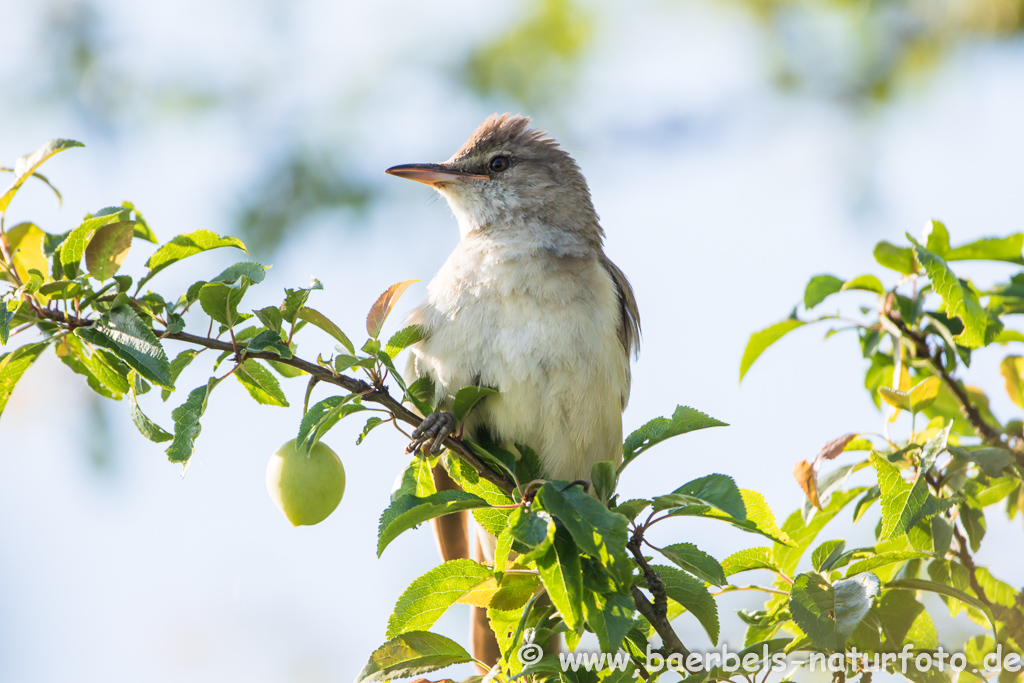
[407,411,457,454]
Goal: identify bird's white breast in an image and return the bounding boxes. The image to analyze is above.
[406,233,629,481]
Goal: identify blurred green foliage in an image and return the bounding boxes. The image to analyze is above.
[236,150,372,254]
[724,0,1024,101]
[464,0,593,107]
[7,0,1023,255]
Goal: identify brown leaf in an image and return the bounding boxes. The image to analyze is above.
[814,433,858,468]
[793,459,821,510]
[797,433,858,510]
[366,279,417,339]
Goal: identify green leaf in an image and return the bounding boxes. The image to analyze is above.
[536,527,584,630]
[354,631,472,683]
[452,385,498,422]
[722,547,778,576]
[144,230,247,279]
[581,588,636,654]
[0,342,48,419]
[908,376,941,412]
[129,389,173,443]
[36,279,83,299]
[456,571,539,610]
[356,416,385,445]
[740,318,805,381]
[653,473,746,520]
[166,378,219,463]
[681,489,792,546]
[366,280,417,338]
[76,305,172,389]
[121,201,157,243]
[833,573,881,640]
[508,506,555,560]
[56,336,128,399]
[842,274,885,294]
[885,578,996,633]
[729,499,784,548]
[385,324,425,358]
[960,504,986,552]
[811,540,846,573]
[296,395,357,448]
[536,483,632,586]
[658,543,727,586]
[61,207,132,269]
[878,385,912,412]
[377,490,489,556]
[876,590,932,649]
[919,424,952,477]
[444,455,515,537]
[234,359,288,407]
[253,306,284,333]
[910,236,988,348]
[804,275,844,309]
[925,219,951,256]
[386,559,492,638]
[281,278,323,326]
[199,278,252,328]
[590,460,617,503]
[2,223,51,290]
[162,350,199,401]
[621,405,727,469]
[0,139,83,213]
[845,551,929,578]
[872,453,929,540]
[0,305,12,345]
[652,564,720,644]
[1000,355,1024,409]
[84,220,134,280]
[947,446,1014,478]
[211,261,267,285]
[945,234,1024,264]
[298,307,354,353]
[789,573,839,652]
[774,489,862,574]
[244,329,292,358]
[874,240,917,275]
[931,516,953,557]
[612,498,651,522]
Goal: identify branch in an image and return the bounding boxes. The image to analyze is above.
[627,528,692,661]
[885,310,1003,446]
[630,586,691,661]
[951,524,991,606]
[37,308,516,494]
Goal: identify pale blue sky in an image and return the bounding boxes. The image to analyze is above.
[2,2,1024,681]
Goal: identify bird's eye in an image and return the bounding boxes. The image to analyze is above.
[489,155,511,173]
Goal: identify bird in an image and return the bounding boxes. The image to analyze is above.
[385,113,640,669]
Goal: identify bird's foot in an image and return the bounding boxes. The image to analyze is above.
[407,411,457,454]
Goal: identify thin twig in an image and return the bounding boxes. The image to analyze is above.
[35,307,516,494]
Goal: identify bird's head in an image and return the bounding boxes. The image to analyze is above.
[386,114,602,253]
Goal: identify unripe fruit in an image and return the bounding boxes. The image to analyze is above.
[266,439,346,526]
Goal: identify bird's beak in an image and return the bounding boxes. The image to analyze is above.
[385,163,487,187]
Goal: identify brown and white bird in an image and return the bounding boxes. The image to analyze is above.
[385,114,640,668]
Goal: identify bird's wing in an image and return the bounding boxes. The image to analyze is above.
[600,255,641,358]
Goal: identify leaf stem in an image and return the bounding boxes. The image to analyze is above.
[303,376,319,417]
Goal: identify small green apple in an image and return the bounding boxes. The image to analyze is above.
[266,439,346,526]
